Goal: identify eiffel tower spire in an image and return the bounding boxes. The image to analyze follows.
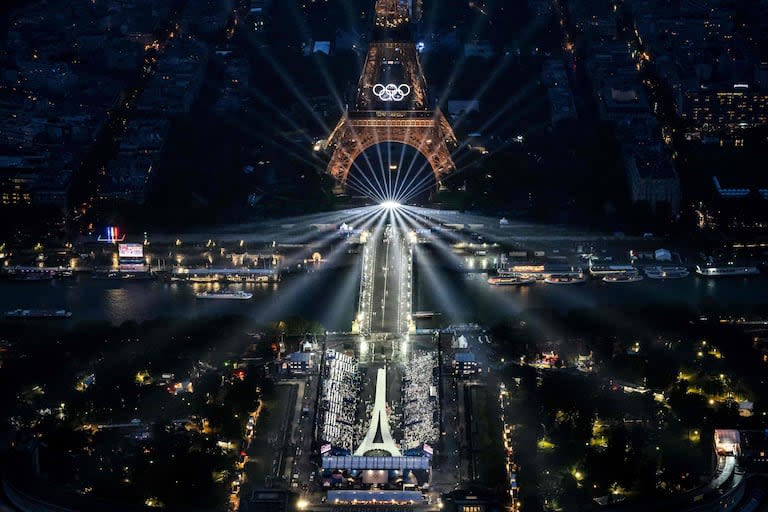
[375,0,410,29]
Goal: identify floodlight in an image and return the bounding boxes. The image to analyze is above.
[381,200,401,209]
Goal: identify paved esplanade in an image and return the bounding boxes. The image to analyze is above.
[356,223,413,336]
[354,368,402,456]
[352,223,412,459]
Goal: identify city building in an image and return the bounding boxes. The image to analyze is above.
[0,155,72,207]
[285,351,317,375]
[180,0,233,37]
[408,0,423,21]
[599,79,652,121]
[625,0,768,137]
[527,0,553,18]
[623,144,681,214]
[135,40,209,115]
[246,1,272,35]
[0,170,34,206]
[681,86,768,132]
[0,0,186,212]
[213,54,251,113]
[453,352,479,377]
[542,60,577,126]
[579,34,682,217]
[464,41,495,59]
[740,430,768,472]
[238,488,290,512]
[99,118,168,204]
[712,175,768,201]
[99,154,155,204]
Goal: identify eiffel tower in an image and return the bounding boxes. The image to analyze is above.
[326,0,456,194]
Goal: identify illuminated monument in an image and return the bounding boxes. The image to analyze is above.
[354,368,402,457]
[326,0,456,192]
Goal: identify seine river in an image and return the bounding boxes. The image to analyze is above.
[1,265,767,331]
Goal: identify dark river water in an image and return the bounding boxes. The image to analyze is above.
[1,261,767,331]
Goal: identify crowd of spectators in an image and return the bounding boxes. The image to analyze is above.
[320,351,360,451]
[401,351,439,449]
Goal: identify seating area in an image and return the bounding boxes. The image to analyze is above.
[320,351,360,451]
[401,351,439,449]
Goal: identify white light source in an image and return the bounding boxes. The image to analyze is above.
[381,200,401,209]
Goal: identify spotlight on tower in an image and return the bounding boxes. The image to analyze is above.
[380,200,401,210]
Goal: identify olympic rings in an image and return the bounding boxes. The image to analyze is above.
[372,83,411,102]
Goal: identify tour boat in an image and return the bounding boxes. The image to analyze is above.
[4,309,72,318]
[602,272,644,283]
[644,266,689,280]
[195,290,253,300]
[695,264,760,277]
[488,276,535,286]
[544,273,586,284]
